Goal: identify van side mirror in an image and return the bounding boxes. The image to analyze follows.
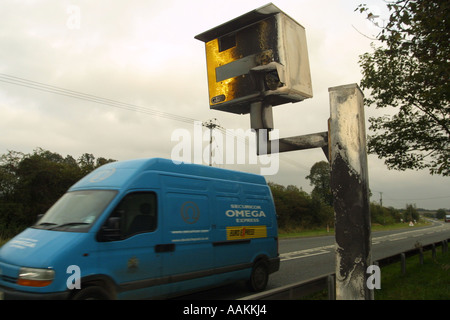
[97,217,121,242]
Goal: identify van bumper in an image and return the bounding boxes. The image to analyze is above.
[0,285,70,300]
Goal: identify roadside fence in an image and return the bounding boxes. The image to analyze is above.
[240,238,449,300]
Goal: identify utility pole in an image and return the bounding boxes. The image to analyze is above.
[329,84,372,300]
[202,118,221,166]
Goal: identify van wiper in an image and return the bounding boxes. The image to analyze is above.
[48,222,90,230]
[34,222,57,229]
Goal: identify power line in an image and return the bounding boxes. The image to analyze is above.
[0,73,258,149]
[0,73,252,157]
[385,195,450,201]
[0,72,316,173]
[0,73,198,125]
[371,189,450,202]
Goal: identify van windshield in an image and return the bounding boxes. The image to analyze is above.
[33,190,117,232]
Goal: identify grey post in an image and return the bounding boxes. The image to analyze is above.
[401,253,406,274]
[327,274,336,300]
[432,243,436,260]
[329,84,372,300]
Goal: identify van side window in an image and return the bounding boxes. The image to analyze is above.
[109,192,157,239]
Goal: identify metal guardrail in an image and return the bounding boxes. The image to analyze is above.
[240,238,449,300]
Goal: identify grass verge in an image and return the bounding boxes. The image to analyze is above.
[302,247,449,300]
[375,248,449,300]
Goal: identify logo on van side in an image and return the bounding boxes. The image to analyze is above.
[89,168,116,183]
[180,201,200,224]
[225,204,266,223]
[226,226,267,240]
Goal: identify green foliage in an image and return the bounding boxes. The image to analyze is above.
[0,148,115,239]
[403,203,420,222]
[303,249,450,300]
[271,160,406,232]
[370,202,401,225]
[357,0,449,176]
[268,182,334,231]
[435,208,447,220]
[305,161,332,206]
[375,249,450,300]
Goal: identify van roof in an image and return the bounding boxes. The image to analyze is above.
[70,158,267,190]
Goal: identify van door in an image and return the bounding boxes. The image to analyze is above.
[97,191,162,299]
[161,192,214,294]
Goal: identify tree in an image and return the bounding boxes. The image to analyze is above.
[268,182,310,229]
[403,203,420,222]
[0,148,115,239]
[267,182,333,230]
[370,202,400,225]
[435,208,447,220]
[306,161,332,206]
[357,0,449,176]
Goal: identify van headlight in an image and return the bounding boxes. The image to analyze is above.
[17,267,54,287]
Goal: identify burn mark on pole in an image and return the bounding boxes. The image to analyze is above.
[329,84,372,300]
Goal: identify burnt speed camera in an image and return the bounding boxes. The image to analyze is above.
[195,3,313,115]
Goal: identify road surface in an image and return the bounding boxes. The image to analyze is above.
[176,219,450,299]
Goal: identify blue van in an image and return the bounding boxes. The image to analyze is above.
[0,158,279,299]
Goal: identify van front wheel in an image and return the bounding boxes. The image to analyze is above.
[247,260,269,292]
[71,286,112,300]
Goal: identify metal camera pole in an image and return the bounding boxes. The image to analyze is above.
[329,84,372,300]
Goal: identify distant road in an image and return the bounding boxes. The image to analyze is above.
[273,219,450,290]
[176,220,450,299]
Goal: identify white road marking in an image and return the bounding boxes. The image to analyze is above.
[279,221,450,263]
[280,245,334,262]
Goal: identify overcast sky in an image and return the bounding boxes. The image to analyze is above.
[0,0,448,210]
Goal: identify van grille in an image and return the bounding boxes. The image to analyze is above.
[1,275,17,284]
